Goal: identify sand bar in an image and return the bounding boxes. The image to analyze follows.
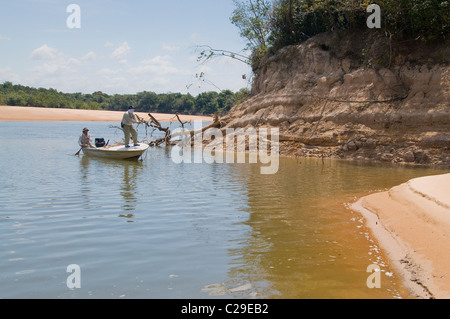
[351,173,450,299]
[0,105,213,122]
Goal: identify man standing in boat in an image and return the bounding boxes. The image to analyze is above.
[121,106,140,147]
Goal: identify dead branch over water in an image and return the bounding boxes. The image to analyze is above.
[137,112,222,147]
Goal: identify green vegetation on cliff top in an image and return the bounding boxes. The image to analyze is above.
[229,0,449,70]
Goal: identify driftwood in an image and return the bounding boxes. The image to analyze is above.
[171,112,221,139]
[136,113,171,146]
[137,113,221,147]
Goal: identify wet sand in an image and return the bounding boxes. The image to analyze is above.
[0,105,213,122]
[351,173,450,299]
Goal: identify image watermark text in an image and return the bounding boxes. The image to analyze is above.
[171,123,280,175]
[66,264,81,289]
[66,4,81,29]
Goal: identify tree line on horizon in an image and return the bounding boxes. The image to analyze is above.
[0,81,250,115]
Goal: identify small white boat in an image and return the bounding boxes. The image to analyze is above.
[82,144,149,160]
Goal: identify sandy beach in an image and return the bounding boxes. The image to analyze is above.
[0,105,213,122]
[351,173,450,299]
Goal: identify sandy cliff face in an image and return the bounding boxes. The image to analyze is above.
[222,31,450,166]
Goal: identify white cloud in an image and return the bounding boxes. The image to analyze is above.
[97,68,120,76]
[30,45,97,67]
[0,35,11,41]
[32,62,73,76]
[128,55,183,76]
[195,64,213,74]
[141,55,173,66]
[81,51,97,62]
[26,45,104,92]
[0,67,20,83]
[162,43,180,52]
[111,42,131,61]
[100,76,128,92]
[67,57,81,66]
[18,38,250,95]
[31,44,59,60]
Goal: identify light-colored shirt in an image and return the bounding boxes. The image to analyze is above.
[79,133,92,147]
[122,111,139,126]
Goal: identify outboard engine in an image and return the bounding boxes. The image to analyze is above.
[95,138,106,148]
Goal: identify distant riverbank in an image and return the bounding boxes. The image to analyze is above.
[0,105,213,122]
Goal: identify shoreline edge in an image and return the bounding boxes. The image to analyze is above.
[351,173,450,299]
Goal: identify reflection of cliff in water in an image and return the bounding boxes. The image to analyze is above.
[227,158,439,298]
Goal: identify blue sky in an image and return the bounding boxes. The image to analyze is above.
[0,0,252,95]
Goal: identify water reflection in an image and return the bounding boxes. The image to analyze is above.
[79,156,144,219]
[120,160,142,213]
[223,157,446,299]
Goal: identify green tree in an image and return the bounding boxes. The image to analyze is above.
[180,94,196,114]
[377,0,449,41]
[137,91,160,112]
[269,0,449,50]
[0,81,247,115]
[92,91,109,104]
[6,91,27,106]
[195,92,220,115]
[231,0,272,51]
[231,0,273,70]
[217,90,237,113]
[2,81,13,91]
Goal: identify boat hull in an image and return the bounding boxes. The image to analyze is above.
[82,144,149,160]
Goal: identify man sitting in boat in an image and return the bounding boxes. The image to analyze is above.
[79,128,94,148]
[121,106,140,148]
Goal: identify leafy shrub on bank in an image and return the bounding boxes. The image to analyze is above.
[236,0,449,70]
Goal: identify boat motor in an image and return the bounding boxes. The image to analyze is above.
[95,138,106,148]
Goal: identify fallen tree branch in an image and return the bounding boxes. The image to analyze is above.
[136,113,222,147]
[171,112,221,140]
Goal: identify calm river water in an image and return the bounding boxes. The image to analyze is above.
[0,121,446,299]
